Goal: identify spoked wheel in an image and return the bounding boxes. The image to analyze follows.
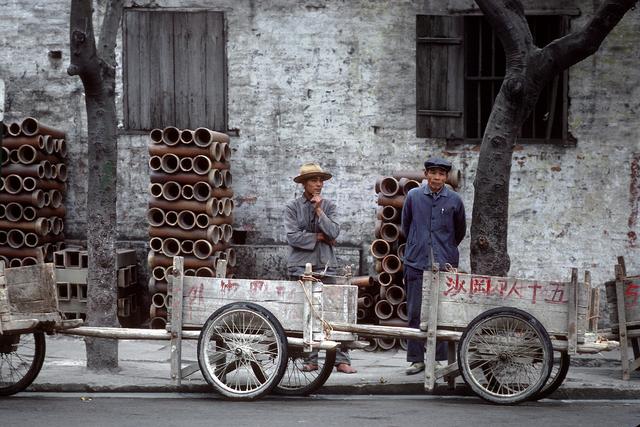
[0,331,46,396]
[275,347,337,395]
[531,350,570,400]
[458,307,553,404]
[197,302,288,400]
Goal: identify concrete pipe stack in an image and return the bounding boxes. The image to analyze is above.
[0,117,67,267]
[362,169,461,351]
[370,175,417,349]
[146,126,234,329]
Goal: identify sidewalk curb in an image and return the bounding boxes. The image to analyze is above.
[27,382,640,400]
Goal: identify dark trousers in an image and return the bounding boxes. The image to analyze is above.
[404,265,447,362]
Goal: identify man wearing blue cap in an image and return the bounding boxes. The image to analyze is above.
[401,156,466,375]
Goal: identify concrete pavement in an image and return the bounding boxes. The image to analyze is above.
[25,334,640,399]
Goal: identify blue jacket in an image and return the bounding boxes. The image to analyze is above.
[401,184,466,270]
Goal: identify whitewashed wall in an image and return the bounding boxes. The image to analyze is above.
[0,0,637,285]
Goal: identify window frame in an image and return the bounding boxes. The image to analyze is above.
[416,10,578,145]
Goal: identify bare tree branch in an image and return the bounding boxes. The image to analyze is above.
[68,0,100,90]
[475,0,534,73]
[543,0,638,73]
[98,0,124,64]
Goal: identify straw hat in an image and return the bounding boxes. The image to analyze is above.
[293,162,332,183]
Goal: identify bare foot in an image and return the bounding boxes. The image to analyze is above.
[301,363,318,372]
[335,363,357,374]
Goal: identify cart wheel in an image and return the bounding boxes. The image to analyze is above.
[458,307,553,404]
[274,347,337,396]
[197,302,288,400]
[0,331,46,396]
[530,350,570,400]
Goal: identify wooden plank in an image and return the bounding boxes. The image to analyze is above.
[180,276,357,332]
[621,277,640,324]
[616,264,630,380]
[302,267,313,350]
[445,16,464,140]
[417,110,462,117]
[124,10,141,130]
[419,271,588,339]
[312,273,324,342]
[416,15,464,139]
[138,10,152,130]
[428,17,447,138]
[0,261,9,333]
[61,327,341,350]
[205,12,226,131]
[417,37,462,44]
[215,258,227,278]
[423,266,440,392]
[174,12,207,129]
[5,264,57,314]
[568,268,578,354]
[415,15,431,137]
[148,11,175,129]
[170,256,184,386]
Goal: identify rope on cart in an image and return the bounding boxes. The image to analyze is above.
[444,263,457,273]
[298,275,334,338]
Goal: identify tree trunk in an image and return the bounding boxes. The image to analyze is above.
[470,0,637,276]
[68,0,123,371]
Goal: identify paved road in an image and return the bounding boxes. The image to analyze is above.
[1,394,639,427]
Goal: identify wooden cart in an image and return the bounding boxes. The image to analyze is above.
[62,257,617,403]
[0,261,81,396]
[331,264,618,404]
[65,257,359,400]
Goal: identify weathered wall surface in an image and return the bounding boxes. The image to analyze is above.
[0,0,638,286]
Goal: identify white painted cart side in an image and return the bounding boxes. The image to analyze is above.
[179,275,359,338]
[420,268,589,339]
[0,261,66,334]
[419,267,589,391]
[167,257,359,385]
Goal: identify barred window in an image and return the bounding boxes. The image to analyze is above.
[417,14,571,144]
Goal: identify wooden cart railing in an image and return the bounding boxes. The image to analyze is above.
[605,256,640,380]
[65,258,358,389]
[0,260,79,334]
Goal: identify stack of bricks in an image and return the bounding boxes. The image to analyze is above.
[146,126,235,329]
[54,248,142,326]
[0,117,67,266]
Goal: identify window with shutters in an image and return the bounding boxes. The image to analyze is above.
[416,14,570,144]
[123,10,227,132]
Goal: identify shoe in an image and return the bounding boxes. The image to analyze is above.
[335,363,357,374]
[301,363,318,372]
[406,362,425,375]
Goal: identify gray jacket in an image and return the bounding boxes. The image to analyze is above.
[284,195,340,277]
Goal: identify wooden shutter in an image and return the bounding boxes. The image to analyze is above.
[204,13,227,131]
[124,10,226,131]
[416,15,464,140]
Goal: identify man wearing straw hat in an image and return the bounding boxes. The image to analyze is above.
[401,156,466,375]
[284,162,357,374]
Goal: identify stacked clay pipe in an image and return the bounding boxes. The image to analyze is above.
[363,168,461,351]
[146,126,234,329]
[0,117,67,266]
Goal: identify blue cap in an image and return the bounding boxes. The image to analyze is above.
[424,157,452,172]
